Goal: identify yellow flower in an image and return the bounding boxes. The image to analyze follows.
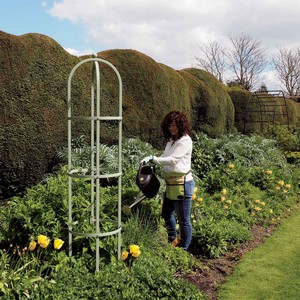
[221,188,227,195]
[29,241,37,251]
[121,250,129,261]
[278,180,284,186]
[220,196,226,202]
[38,235,48,244]
[226,200,232,205]
[269,209,273,214]
[266,170,272,175]
[129,244,139,253]
[260,202,266,206]
[132,249,141,258]
[54,239,64,250]
[223,205,229,209]
[192,194,196,200]
[37,235,50,249]
[228,164,234,169]
[195,203,199,207]
[285,184,291,189]
[197,197,203,202]
[129,244,141,258]
[275,186,281,190]
[193,187,198,193]
[254,199,261,204]
[254,206,262,212]
[283,189,288,193]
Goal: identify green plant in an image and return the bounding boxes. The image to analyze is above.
[190,197,252,258]
[0,249,43,298]
[262,125,300,151]
[192,132,288,174]
[1,135,300,298]
[284,151,300,165]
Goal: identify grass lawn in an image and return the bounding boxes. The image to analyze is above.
[217,206,300,300]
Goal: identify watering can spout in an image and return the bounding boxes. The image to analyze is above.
[129,192,147,208]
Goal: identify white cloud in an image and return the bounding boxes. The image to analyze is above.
[261,69,284,91]
[49,0,300,88]
[48,0,233,69]
[64,47,96,57]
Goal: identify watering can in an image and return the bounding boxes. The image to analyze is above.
[129,163,160,208]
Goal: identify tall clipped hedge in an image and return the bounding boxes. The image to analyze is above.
[179,68,235,136]
[0,31,79,199]
[97,49,191,147]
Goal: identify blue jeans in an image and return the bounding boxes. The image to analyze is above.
[162,179,194,250]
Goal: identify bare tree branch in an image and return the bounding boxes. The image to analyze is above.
[194,41,227,82]
[272,47,300,96]
[227,34,268,90]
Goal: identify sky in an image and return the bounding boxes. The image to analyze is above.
[1,0,300,90]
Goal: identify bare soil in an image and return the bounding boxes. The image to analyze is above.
[181,224,275,300]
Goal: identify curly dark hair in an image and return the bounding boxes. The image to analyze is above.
[161,111,192,140]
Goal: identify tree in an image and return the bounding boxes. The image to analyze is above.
[272,47,300,96]
[257,83,268,93]
[226,34,268,91]
[194,41,227,82]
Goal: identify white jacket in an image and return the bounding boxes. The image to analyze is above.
[155,134,193,181]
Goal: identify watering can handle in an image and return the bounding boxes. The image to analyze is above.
[140,161,156,172]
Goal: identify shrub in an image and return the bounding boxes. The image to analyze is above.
[262,125,300,151]
[1,136,299,297]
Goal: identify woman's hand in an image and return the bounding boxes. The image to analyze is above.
[140,155,157,164]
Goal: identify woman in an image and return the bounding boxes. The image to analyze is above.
[142,111,194,250]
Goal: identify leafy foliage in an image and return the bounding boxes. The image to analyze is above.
[0,135,300,297]
[192,132,288,177]
[189,132,299,257]
[262,125,300,152]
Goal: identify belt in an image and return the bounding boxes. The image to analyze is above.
[165,170,191,185]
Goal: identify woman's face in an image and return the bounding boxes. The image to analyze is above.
[168,121,179,138]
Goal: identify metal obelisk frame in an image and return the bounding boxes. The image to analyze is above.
[67,56,122,272]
